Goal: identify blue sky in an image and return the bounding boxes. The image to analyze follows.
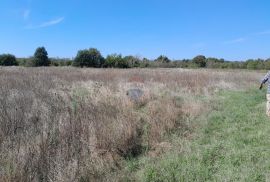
[0,0,270,60]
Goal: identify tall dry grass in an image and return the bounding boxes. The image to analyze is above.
[0,67,262,181]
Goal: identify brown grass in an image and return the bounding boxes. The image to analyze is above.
[0,67,262,181]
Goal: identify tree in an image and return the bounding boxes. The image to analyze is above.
[105,54,121,68]
[116,57,129,68]
[206,57,225,68]
[140,58,150,68]
[0,54,18,66]
[73,48,104,67]
[264,59,270,70]
[246,59,257,70]
[123,56,141,68]
[245,59,264,70]
[33,47,50,66]
[105,54,129,68]
[154,55,171,63]
[192,55,206,67]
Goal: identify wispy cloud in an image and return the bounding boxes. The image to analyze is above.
[23,9,30,20]
[25,17,65,29]
[254,30,270,36]
[222,29,270,45]
[223,38,246,44]
[39,17,65,28]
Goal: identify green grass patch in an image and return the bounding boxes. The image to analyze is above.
[137,89,270,182]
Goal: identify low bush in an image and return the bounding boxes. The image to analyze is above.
[73,48,105,67]
[0,54,18,66]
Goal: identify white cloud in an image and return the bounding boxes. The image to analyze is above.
[23,9,30,20]
[39,17,65,28]
[25,17,65,29]
[223,38,245,44]
[255,30,270,35]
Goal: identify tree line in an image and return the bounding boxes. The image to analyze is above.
[1,47,270,69]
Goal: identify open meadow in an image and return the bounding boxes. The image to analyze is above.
[0,67,269,181]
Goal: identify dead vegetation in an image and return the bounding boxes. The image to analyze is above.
[0,67,261,181]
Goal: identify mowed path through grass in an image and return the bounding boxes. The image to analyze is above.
[141,89,270,181]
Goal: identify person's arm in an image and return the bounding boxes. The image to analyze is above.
[260,83,264,90]
[260,71,270,89]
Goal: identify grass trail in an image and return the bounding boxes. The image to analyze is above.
[138,89,270,182]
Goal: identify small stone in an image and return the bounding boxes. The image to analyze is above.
[127,88,144,102]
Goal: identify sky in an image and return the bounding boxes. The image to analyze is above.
[0,0,270,61]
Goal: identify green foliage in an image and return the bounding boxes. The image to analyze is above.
[73,48,104,67]
[105,54,129,68]
[154,55,171,63]
[50,58,73,66]
[66,60,73,66]
[0,54,18,66]
[140,58,150,68]
[32,47,50,66]
[17,58,28,66]
[206,57,224,68]
[124,56,141,68]
[246,59,265,70]
[105,54,121,67]
[192,55,207,67]
[149,55,173,68]
[2,48,270,70]
[51,61,60,67]
[116,58,129,68]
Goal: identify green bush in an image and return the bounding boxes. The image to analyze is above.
[32,47,50,66]
[50,61,60,67]
[50,58,73,66]
[105,54,129,68]
[140,58,150,68]
[192,55,207,67]
[124,56,141,68]
[0,54,18,66]
[73,48,104,67]
[154,55,171,63]
[66,60,73,66]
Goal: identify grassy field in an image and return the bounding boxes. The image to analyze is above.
[135,89,270,181]
[0,67,268,181]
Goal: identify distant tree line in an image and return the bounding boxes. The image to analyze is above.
[1,47,270,70]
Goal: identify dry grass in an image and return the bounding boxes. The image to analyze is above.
[0,67,262,181]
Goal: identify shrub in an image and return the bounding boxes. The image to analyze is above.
[66,60,73,66]
[32,47,50,66]
[105,54,121,68]
[154,55,171,63]
[192,55,207,67]
[124,56,141,68]
[50,61,60,66]
[73,48,104,67]
[17,58,29,66]
[0,54,18,66]
[49,58,73,67]
[105,54,129,68]
[140,58,150,68]
[116,58,129,68]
